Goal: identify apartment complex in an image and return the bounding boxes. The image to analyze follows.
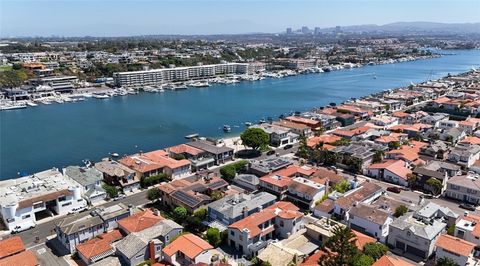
[113,63,249,87]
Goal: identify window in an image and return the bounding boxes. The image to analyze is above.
[62,202,72,207]
[58,196,67,202]
[33,203,43,209]
[467,189,478,195]
[22,214,31,220]
[156,245,161,252]
[230,231,235,236]
[135,254,144,259]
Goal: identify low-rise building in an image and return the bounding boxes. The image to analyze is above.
[366,160,411,187]
[76,229,123,265]
[455,213,480,245]
[0,236,38,266]
[346,203,392,243]
[162,233,220,266]
[445,174,480,205]
[186,140,234,165]
[0,168,86,232]
[64,166,107,204]
[448,144,480,168]
[333,182,384,219]
[435,234,477,266]
[166,144,215,171]
[94,159,140,192]
[287,177,326,209]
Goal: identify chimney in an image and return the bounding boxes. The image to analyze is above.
[154,209,161,216]
[148,240,156,263]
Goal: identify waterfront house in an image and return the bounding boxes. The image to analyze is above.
[0,168,87,232]
[162,233,221,266]
[94,159,140,192]
[118,154,163,180]
[0,237,38,266]
[435,234,477,266]
[227,201,304,258]
[387,211,446,259]
[186,140,234,165]
[284,116,323,130]
[251,123,299,147]
[273,119,313,137]
[207,192,276,228]
[166,144,215,171]
[63,166,107,204]
[248,157,292,177]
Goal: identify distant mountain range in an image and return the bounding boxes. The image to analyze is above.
[318,22,480,34]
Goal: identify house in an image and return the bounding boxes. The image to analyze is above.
[259,165,316,199]
[370,116,399,128]
[76,229,123,265]
[233,174,260,192]
[346,203,393,243]
[414,201,458,227]
[448,144,480,168]
[413,160,460,194]
[333,182,384,219]
[162,233,221,266]
[63,166,107,204]
[387,211,446,259]
[227,201,304,258]
[313,198,335,218]
[372,255,415,266]
[117,209,164,234]
[116,219,183,266]
[366,160,411,187]
[55,203,131,253]
[248,157,292,177]
[158,174,229,213]
[455,213,480,245]
[386,141,427,166]
[331,141,387,172]
[118,154,163,180]
[273,119,313,137]
[166,144,215,171]
[420,113,449,125]
[142,150,191,179]
[94,159,140,192]
[0,168,87,232]
[257,240,305,266]
[0,237,38,266]
[435,234,477,266]
[439,127,466,144]
[287,177,326,209]
[250,123,299,147]
[186,140,234,165]
[207,192,276,228]
[419,140,449,160]
[306,134,341,149]
[284,116,323,130]
[445,174,480,205]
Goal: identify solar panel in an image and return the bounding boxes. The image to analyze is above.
[172,190,200,207]
[208,180,227,190]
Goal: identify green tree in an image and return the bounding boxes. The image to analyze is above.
[388,141,401,150]
[219,160,248,181]
[102,183,119,198]
[372,151,384,163]
[211,190,224,201]
[353,254,375,266]
[194,208,207,219]
[240,128,269,151]
[205,227,222,247]
[172,206,188,223]
[394,205,408,218]
[406,173,417,188]
[141,173,168,188]
[332,138,351,146]
[172,153,186,160]
[147,188,160,201]
[362,243,388,261]
[334,180,350,193]
[297,136,310,159]
[436,257,459,266]
[318,226,358,266]
[427,178,443,195]
[447,225,455,236]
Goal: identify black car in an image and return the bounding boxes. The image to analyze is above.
[459,203,477,211]
[386,186,401,194]
[266,150,275,156]
[284,144,293,150]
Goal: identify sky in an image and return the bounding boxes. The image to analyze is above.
[0,0,479,37]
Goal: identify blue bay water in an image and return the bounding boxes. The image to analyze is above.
[1,50,480,179]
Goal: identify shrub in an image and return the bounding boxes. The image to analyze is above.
[102,183,119,198]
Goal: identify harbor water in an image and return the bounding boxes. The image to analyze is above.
[1,49,480,179]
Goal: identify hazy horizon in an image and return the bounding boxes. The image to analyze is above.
[1,0,479,37]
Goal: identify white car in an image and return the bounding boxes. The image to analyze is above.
[11,222,36,234]
[68,206,87,214]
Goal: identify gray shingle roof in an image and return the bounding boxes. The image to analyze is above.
[64,166,103,187]
[390,212,446,240]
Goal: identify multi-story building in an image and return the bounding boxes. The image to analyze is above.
[0,168,86,232]
[435,234,477,266]
[445,174,480,204]
[63,166,107,204]
[227,201,304,258]
[113,63,249,87]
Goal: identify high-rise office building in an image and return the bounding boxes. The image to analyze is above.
[314,27,321,35]
[301,26,310,34]
[286,27,292,34]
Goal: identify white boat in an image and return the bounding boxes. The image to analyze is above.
[0,103,27,110]
[93,94,110,99]
[26,102,38,107]
[223,125,231,132]
[189,81,210,88]
[245,122,253,126]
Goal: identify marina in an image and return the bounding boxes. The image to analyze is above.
[1,49,479,179]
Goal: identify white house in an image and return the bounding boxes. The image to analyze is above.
[435,234,476,266]
[346,203,393,243]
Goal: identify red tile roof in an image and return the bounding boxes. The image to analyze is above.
[163,233,213,259]
[368,160,411,180]
[118,209,164,233]
[436,234,475,257]
[0,236,25,259]
[76,229,123,260]
[0,250,38,266]
[167,144,203,156]
[307,135,341,148]
[372,256,415,266]
[352,230,377,250]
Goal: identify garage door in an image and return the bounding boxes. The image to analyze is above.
[406,245,426,258]
[395,241,405,250]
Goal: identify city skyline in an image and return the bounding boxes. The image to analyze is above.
[1,0,479,37]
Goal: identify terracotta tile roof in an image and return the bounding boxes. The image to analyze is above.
[372,255,415,266]
[118,155,162,174]
[144,150,191,169]
[273,120,310,130]
[118,209,164,233]
[333,126,371,138]
[392,112,410,118]
[352,230,377,250]
[314,198,335,213]
[368,160,411,180]
[307,135,341,148]
[76,229,122,260]
[163,233,213,259]
[167,144,204,156]
[0,250,38,266]
[285,116,321,127]
[299,250,326,266]
[436,234,475,257]
[461,136,480,145]
[310,167,344,184]
[0,236,25,259]
[229,201,303,238]
[433,97,451,104]
[260,165,315,188]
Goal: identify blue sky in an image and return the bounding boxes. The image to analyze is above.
[1,0,479,37]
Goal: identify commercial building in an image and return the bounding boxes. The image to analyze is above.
[113,63,249,87]
[0,168,86,232]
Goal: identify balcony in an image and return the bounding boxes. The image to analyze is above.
[248,239,273,253]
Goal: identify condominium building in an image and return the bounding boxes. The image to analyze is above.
[0,168,87,232]
[113,63,249,87]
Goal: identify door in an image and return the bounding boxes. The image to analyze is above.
[406,245,426,258]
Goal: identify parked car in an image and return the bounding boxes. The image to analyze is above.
[387,186,401,194]
[459,203,477,211]
[11,222,36,234]
[114,194,126,201]
[266,150,275,156]
[68,206,87,214]
[284,144,293,150]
